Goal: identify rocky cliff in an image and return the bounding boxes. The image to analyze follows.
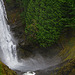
[4,0,34,59]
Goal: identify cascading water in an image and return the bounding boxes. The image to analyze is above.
[0,0,61,75]
[0,0,22,68]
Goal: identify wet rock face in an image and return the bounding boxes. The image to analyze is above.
[4,0,34,59]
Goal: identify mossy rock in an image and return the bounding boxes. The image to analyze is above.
[56,59,75,75]
[0,61,17,75]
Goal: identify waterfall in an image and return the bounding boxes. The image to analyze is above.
[0,0,61,75]
[0,0,21,68]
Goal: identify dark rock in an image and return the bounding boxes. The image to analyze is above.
[4,0,34,59]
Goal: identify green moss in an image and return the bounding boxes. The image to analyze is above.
[0,61,17,75]
[53,30,75,75]
[56,59,75,75]
[59,34,75,61]
[0,64,2,75]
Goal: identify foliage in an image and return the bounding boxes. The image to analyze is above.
[25,0,63,47]
[60,0,75,28]
[5,0,75,47]
[18,0,30,24]
[6,0,12,3]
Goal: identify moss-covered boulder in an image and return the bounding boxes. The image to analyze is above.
[0,61,17,75]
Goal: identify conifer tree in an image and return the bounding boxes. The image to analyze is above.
[25,0,63,47]
[60,0,75,28]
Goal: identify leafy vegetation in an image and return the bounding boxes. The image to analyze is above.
[5,0,75,47]
[25,0,63,47]
[17,0,30,24]
[6,0,11,3]
[60,0,75,28]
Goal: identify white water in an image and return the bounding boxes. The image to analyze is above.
[0,0,23,69]
[0,0,48,74]
[23,71,36,75]
[0,0,61,75]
